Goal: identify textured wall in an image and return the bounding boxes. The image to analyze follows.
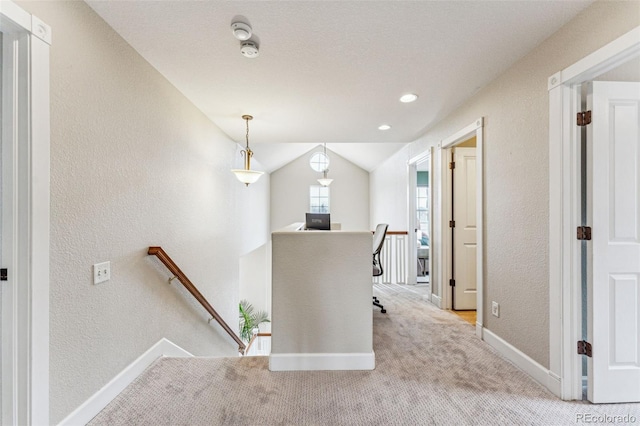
[369,146,410,232]
[372,0,640,368]
[16,1,270,422]
[271,147,369,231]
[271,230,372,355]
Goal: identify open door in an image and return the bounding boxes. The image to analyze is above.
[587,81,640,403]
[452,147,477,310]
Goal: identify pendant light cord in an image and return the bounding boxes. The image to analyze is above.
[245,117,250,149]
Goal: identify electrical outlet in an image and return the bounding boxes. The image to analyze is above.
[491,301,500,318]
[93,261,110,284]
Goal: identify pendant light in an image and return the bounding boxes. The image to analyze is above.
[317,143,333,187]
[231,115,264,186]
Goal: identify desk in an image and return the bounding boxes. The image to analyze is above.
[269,223,374,371]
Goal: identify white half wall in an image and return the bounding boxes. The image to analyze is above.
[239,241,272,333]
[271,147,369,231]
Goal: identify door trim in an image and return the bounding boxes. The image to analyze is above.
[0,2,51,424]
[439,118,484,338]
[548,26,640,401]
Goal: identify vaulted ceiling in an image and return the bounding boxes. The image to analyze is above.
[86,0,593,172]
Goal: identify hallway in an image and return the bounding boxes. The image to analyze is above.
[88,286,638,425]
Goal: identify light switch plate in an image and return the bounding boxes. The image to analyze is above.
[94,261,110,284]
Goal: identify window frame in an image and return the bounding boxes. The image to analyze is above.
[309,185,330,213]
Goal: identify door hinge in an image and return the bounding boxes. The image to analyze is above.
[449,161,455,170]
[0,268,7,281]
[577,226,592,240]
[449,279,455,287]
[449,220,455,228]
[577,340,592,357]
[577,110,592,126]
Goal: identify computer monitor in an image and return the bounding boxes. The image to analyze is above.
[305,213,330,231]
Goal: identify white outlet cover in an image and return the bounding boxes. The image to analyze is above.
[491,301,500,317]
[94,261,111,284]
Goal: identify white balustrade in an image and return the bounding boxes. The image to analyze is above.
[373,232,408,284]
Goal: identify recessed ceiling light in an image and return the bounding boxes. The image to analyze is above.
[400,94,418,103]
[378,124,391,130]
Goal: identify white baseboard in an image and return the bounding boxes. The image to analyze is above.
[58,338,192,426]
[482,328,561,398]
[547,370,562,397]
[269,352,375,371]
[431,294,442,308]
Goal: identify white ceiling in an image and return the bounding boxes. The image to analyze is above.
[85,0,593,172]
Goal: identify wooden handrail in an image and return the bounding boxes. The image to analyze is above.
[148,246,246,354]
[244,332,271,356]
[372,230,409,235]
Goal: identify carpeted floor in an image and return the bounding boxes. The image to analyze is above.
[89,285,639,425]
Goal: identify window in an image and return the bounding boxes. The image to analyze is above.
[417,186,429,234]
[310,185,330,213]
[309,152,330,172]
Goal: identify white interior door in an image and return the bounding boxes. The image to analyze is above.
[588,81,640,403]
[453,147,477,310]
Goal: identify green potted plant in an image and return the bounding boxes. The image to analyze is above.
[239,299,270,343]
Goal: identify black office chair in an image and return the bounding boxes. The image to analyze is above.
[372,223,389,313]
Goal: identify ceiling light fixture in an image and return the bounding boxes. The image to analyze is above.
[231,22,252,41]
[378,124,391,130]
[400,93,418,103]
[231,115,264,186]
[317,143,333,187]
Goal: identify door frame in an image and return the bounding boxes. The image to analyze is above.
[439,118,484,337]
[0,2,51,424]
[408,147,433,296]
[548,26,640,400]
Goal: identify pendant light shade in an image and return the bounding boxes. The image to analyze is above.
[232,115,264,186]
[317,170,333,187]
[232,169,264,185]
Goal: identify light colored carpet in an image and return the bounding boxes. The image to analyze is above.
[89,285,639,425]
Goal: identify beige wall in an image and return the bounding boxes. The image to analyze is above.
[369,147,410,232]
[271,147,370,231]
[372,0,640,368]
[17,1,270,422]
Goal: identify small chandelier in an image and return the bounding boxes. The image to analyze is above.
[317,143,333,187]
[231,115,264,186]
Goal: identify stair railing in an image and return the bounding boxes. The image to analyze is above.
[148,246,246,354]
[244,332,271,356]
